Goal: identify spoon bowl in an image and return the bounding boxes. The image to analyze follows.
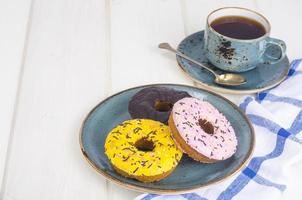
[215,74,247,86]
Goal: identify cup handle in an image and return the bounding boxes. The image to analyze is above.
[261,37,286,64]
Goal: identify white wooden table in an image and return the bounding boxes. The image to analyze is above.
[1,0,301,199]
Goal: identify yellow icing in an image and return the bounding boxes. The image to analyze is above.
[104,119,182,176]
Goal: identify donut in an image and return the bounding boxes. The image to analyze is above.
[168,97,237,163]
[104,119,183,182]
[128,87,191,124]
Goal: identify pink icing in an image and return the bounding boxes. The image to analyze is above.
[172,97,237,160]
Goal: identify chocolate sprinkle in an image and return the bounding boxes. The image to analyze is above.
[147,130,156,138]
[122,156,130,161]
[112,130,122,135]
[197,139,206,146]
[122,147,136,153]
[121,122,132,127]
[133,167,139,173]
[133,127,142,133]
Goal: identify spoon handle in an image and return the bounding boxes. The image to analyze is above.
[158,43,217,77]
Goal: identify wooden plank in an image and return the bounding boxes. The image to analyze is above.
[110,0,191,94]
[0,0,32,192]
[1,0,111,199]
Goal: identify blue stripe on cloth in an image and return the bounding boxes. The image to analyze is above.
[239,97,254,112]
[258,92,267,101]
[291,59,302,70]
[288,59,302,76]
[256,93,302,108]
[287,135,302,145]
[253,174,286,191]
[288,111,302,135]
[291,71,302,77]
[141,194,159,200]
[242,167,256,178]
[217,174,250,200]
[278,128,290,138]
[181,193,208,200]
[247,114,281,133]
[246,111,302,144]
[247,114,302,144]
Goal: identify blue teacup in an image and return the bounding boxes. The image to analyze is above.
[204,7,286,72]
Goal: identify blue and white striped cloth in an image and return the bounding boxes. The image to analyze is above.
[135,59,302,200]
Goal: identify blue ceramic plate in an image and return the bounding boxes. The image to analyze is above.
[80,84,255,194]
[177,31,290,94]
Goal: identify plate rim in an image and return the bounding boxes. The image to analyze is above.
[79,83,255,194]
[176,31,290,94]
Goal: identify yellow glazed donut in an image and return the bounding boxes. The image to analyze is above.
[104,119,182,182]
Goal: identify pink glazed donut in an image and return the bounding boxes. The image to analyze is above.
[168,97,237,163]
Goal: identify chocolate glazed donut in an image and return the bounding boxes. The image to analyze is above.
[128,87,191,124]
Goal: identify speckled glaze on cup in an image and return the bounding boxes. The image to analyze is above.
[204,7,286,72]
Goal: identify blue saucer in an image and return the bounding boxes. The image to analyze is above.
[177,31,290,94]
[80,84,255,194]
